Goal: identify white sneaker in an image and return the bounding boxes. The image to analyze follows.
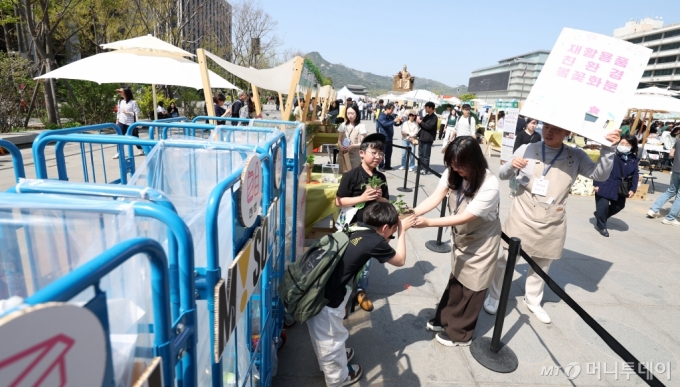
[483,295,499,315]
[523,298,551,324]
[661,218,680,226]
[397,166,405,170]
[408,168,415,172]
[112,153,119,159]
[136,149,145,156]
[647,210,660,218]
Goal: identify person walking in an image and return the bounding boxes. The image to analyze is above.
[113,87,142,159]
[337,106,367,171]
[442,109,458,146]
[439,105,453,140]
[231,91,248,125]
[416,102,437,175]
[647,135,680,225]
[374,100,384,122]
[484,123,620,324]
[593,135,640,236]
[409,136,501,346]
[513,117,541,152]
[375,103,402,170]
[357,98,365,120]
[452,104,475,138]
[398,110,419,171]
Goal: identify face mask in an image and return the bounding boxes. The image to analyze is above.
[617,145,631,153]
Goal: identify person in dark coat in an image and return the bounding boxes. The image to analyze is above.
[417,101,438,175]
[593,134,640,237]
[376,102,402,170]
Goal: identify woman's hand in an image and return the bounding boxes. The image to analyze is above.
[628,190,634,198]
[360,188,382,202]
[511,157,528,170]
[412,217,430,228]
[594,186,599,193]
[605,129,621,145]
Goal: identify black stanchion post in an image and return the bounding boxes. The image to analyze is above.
[412,156,421,208]
[470,237,520,373]
[425,196,452,253]
[397,146,413,193]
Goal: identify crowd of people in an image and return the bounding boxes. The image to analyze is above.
[294,97,680,386]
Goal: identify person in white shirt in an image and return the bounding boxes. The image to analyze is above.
[357,99,365,120]
[293,100,306,121]
[398,110,419,171]
[113,88,142,159]
[452,104,475,138]
[337,106,367,171]
[156,101,168,118]
[408,136,501,346]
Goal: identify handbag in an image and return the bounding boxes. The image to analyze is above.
[615,156,633,196]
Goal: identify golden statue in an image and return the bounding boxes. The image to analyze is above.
[393,65,415,91]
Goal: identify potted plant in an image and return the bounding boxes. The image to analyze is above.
[306,155,315,183]
[391,194,415,218]
[355,176,386,209]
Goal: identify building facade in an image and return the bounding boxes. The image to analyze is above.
[467,50,550,101]
[178,0,232,57]
[614,18,680,89]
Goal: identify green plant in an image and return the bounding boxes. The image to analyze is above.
[360,176,385,190]
[137,86,176,119]
[390,194,413,215]
[458,93,477,102]
[0,52,35,133]
[59,80,118,125]
[306,155,315,165]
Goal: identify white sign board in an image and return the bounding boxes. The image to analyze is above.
[521,28,652,145]
[501,108,519,163]
[238,155,263,227]
[0,303,107,386]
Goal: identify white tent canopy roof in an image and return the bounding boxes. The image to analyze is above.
[629,92,680,113]
[204,51,296,94]
[101,34,194,58]
[403,89,440,103]
[635,86,680,96]
[36,51,236,89]
[336,86,361,100]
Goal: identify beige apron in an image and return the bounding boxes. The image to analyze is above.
[340,124,363,172]
[503,144,574,260]
[449,187,502,292]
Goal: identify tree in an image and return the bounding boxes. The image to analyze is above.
[458,93,476,101]
[230,0,280,69]
[0,51,34,132]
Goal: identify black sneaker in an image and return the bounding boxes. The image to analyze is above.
[346,347,354,362]
[435,331,471,347]
[340,364,362,386]
[426,319,443,332]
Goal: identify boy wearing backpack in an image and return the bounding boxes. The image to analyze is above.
[335,133,390,312]
[310,202,407,386]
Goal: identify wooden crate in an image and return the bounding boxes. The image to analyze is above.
[631,184,648,201]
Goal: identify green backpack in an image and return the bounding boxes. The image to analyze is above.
[278,227,367,323]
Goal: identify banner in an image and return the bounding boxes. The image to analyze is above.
[501,103,519,163]
[521,28,652,145]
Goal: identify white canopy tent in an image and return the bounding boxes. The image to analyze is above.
[634,86,680,97]
[336,86,361,101]
[203,51,296,95]
[376,93,407,101]
[628,92,680,113]
[37,35,237,120]
[441,96,461,105]
[403,89,440,104]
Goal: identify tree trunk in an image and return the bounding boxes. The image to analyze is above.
[2,20,11,53]
[42,59,58,124]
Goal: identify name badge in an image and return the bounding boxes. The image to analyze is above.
[342,138,351,147]
[532,178,549,196]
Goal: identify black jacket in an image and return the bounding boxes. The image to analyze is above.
[418,113,438,142]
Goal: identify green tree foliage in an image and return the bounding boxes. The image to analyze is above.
[304,58,332,86]
[136,85,175,120]
[458,93,477,101]
[0,52,35,132]
[59,80,118,125]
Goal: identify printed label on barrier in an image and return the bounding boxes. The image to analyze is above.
[0,303,107,386]
[239,155,262,228]
[274,147,283,190]
[216,209,272,359]
[132,357,163,387]
[268,199,278,256]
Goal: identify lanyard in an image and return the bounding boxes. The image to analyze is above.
[541,142,564,177]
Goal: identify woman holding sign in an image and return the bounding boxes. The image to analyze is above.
[338,106,367,171]
[483,123,620,324]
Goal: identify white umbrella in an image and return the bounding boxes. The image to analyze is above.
[441,96,461,105]
[628,92,680,113]
[635,86,680,97]
[37,35,237,120]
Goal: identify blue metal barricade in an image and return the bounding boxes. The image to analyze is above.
[0,140,26,182]
[0,194,197,386]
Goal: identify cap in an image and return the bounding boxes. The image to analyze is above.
[362,133,386,144]
[408,109,417,116]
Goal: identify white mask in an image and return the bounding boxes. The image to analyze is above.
[617,145,632,153]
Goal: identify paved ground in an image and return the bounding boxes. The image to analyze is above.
[1,108,678,386]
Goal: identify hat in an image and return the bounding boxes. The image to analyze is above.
[408,109,417,116]
[362,133,386,144]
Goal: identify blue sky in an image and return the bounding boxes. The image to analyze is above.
[261,0,680,87]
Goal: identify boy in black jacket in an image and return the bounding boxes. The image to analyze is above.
[308,202,407,387]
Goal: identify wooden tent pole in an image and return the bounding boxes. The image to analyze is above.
[196,49,216,125]
[283,57,304,121]
[631,109,642,135]
[641,110,654,148]
[251,83,262,117]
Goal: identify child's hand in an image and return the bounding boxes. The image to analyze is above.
[361,188,382,202]
[401,215,415,231]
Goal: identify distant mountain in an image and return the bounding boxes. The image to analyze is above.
[305,52,467,96]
